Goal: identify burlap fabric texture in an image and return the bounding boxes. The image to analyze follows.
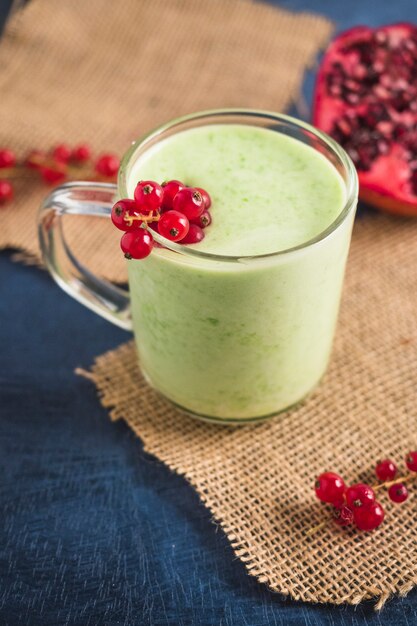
[80,213,417,609]
[0,0,332,282]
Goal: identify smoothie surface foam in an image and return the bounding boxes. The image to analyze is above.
[128,124,346,256]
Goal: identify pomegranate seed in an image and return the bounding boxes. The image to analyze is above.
[388,483,409,503]
[375,459,397,481]
[0,180,13,204]
[353,501,385,531]
[120,230,153,259]
[346,93,359,105]
[52,143,71,163]
[0,149,16,169]
[72,144,91,163]
[314,472,345,504]
[195,187,212,209]
[134,180,164,214]
[95,154,120,178]
[161,179,185,211]
[406,451,417,471]
[111,199,142,232]
[352,64,367,80]
[346,483,375,509]
[329,84,342,97]
[173,187,205,221]
[158,210,189,242]
[181,223,205,244]
[41,167,67,185]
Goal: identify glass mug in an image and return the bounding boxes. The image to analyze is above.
[38,109,358,424]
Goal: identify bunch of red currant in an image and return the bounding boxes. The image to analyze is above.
[0,144,120,206]
[111,179,212,259]
[312,450,417,533]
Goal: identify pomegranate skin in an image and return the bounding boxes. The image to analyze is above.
[313,23,417,217]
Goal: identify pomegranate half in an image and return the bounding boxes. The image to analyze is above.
[313,23,417,217]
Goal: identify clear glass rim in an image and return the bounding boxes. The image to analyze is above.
[118,108,358,263]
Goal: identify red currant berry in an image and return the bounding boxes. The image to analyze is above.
[0,180,13,205]
[161,179,185,211]
[375,459,397,481]
[406,451,417,472]
[111,199,142,232]
[200,211,212,228]
[120,230,153,259]
[346,483,375,509]
[353,501,385,531]
[181,223,205,244]
[192,210,212,228]
[72,144,91,163]
[333,505,354,527]
[95,154,120,178]
[0,149,16,169]
[41,167,66,185]
[158,210,189,242]
[25,150,44,169]
[314,472,345,504]
[52,143,71,163]
[134,180,164,214]
[388,482,409,503]
[173,187,205,221]
[195,187,211,209]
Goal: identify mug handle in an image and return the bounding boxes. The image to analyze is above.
[38,181,132,331]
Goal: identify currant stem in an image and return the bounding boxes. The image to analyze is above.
[373,473,416,492]
[0,157,115,183]
[124,211,160,227]
[305,518,332,537]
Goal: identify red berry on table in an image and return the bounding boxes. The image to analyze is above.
[181,223,205,244]
[158,210,189,242]
[388,483,409,504]
[314,472,345,504]
[41,167,67,185]
[406,451,417,472]
[192,210,212,228]
[173,187,205,221]
[72,143,91,163]
[161,179,185,211]
[0,180,13,205]
[120,229,153,259]
[195,186,211,209]
[375,459,397,482]
[353,501,385,531]
[111,199,142,232]
[0,149,16,169]
[346,483,375,509]
[134,180,164,214]
[95,153,120,178]
[52,143,71,163]
[333,505,354,527]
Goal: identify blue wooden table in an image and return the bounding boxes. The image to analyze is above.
[1,1,416,624]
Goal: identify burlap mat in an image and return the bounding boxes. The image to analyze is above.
[0,0,332,282]
[80,212,417,609]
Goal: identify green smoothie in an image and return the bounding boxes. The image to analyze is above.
[126,124,354,421]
